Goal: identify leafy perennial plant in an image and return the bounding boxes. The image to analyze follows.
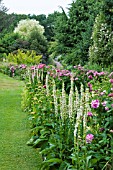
[21,64,113,170]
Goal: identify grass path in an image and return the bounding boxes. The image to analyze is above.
[0,73,42,170]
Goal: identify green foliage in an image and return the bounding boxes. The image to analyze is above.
[89,0,113,67]
[28,29,47,54]
[14,19,45,40]
[6,49,42,65]
[53,0,102,65]
[0,32,20,59]
[21,65,113,169]
[13,19,48,55]
[89,13,113,67]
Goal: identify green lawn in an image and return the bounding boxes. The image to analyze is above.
[0,73,42,170]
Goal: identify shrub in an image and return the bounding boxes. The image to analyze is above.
[6,49,42,65]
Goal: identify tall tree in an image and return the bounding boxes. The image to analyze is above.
[0,0,8,33]
[89,0,113,67]
[53,0,102,65]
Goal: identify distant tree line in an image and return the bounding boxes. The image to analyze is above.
[0,0,113,67]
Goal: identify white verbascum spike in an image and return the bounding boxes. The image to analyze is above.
[68,76,74,119]
[60,81,67,121]
[46,74,49,95]
[53,79,58,115]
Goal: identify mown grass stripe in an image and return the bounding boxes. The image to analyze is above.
[0,73,42,170]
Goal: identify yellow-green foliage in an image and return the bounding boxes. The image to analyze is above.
[6,49,42,65]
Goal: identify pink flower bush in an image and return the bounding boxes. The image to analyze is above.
[91,100,100,108]
[86,134,94,143]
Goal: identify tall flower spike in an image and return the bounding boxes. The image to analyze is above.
[69,76,74,120]
[53,79,58,115]
[61,81,67,121]
[45,74,49,95]
[41,68,44,82]
[36,68,39,81]
[28,68,31,83]
[75,86,79,112]
[83,88,91,143]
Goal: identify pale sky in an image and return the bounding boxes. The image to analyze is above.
[3,0,72,16]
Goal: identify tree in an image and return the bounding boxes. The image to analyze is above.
[14,18,47,55]
[0,0,8,34]
[28,29,47,54]
[53,0,102,65]
[89,0,113,67]
[0,32,20,59]
[14,19,44,40]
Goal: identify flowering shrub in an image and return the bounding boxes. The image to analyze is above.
[14,19,44,39]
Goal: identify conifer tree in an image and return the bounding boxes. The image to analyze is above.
[54,0,101,65]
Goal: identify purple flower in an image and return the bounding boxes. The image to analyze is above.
[37,63,45,69]
[111,104,113,107]
[102,101,107,107]
[88,82,92,92]
[91,100,100,108]
[87,112,93,117]
[99,92,105,96]
[75,77,78,80]
[109,79,113,83]
[88,75,93,79]
[99,127,105,132]
[31,66,36,70]
[108,93,113,97]
[43,85,46,88]
[105,107,109,111]
[86,134,94,143]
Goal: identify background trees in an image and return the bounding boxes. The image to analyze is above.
[0,0,113,68]
[89,0,113,68]
[52,0,102,65]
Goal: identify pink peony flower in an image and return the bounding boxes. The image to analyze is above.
[87,82,92,92]
[91,100,100,108]
[37,63,46,69]
[100,92,105,96]
[86,134,94,143]
[109,79,113,83]
[88,75,93,79]
[105,107,109,111]
[102,101,107,107]
[75,77,78,80]
[43,85,46,88]
[108,93,113,97]
[31,66,36,70]
[87,112,93,117]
